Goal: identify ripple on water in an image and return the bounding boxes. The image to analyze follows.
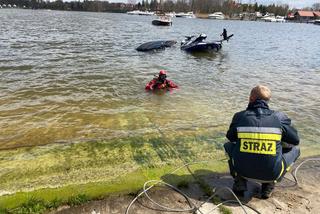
[0,10,319,149]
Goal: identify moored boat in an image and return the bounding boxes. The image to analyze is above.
[165,12,176,17]
[127,10,154,16]
[208,12,225,20]
[175,12,195,18]
[152,16,172,26]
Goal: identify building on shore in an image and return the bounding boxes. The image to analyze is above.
[293,11,320,23]
[314,11,320,19]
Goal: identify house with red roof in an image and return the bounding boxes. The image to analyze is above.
[294,11,314,22]
[314,11,320,19]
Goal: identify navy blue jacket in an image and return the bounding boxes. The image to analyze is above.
[226,99,299,181]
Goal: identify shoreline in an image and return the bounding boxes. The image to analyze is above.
[0,9,318,24]
[51,156,320,214]
[1,140,320,213]
[0,131,227,211]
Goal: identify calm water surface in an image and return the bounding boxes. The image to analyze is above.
[0,9,319,149]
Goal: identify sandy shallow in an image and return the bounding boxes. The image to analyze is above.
[52,157,320,214]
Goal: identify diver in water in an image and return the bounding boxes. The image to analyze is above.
[221,28,228,41]
[145,70,178,91]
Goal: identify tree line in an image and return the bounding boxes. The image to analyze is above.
[1,0,319,16]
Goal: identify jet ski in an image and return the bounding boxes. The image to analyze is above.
[136,40,176,52]
[180,34,222,52]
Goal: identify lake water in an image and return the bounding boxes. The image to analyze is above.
[0,9,319,150]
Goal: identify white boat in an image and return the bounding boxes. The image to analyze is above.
[255,12,263,18]
[127,10,140,15]
[274,16,286,23]
[165,12,176,18]
[127,10,154,16]
[261,15,276,22]
[140,11,154,16]
[261,13,276,22]
[208,12,225,20]
[261,15,286,23]
[176,12,195,18]
[152,16,172,26]
[314,20,320,25]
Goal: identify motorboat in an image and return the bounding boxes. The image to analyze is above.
[261,15,286,23]
[274,16,286,22]
[127,10,140,15]
[314,20,320,25]
[140,11,154,16]
[175,12,195,18]
[136,40,176,52]
[152,16,172,26]
[165,12,176,17]
[180,34,222,52]
[261,16,276,22]
[127,10,154,16]
[260,13,282,22]
[208,12,225,20]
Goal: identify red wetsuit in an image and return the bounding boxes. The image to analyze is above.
[145,78,178,91]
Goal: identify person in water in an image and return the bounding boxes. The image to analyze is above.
[224,85,300,199]
[221,28,228,41]
[145,70,178,91]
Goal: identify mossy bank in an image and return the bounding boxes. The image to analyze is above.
[0,128,229,212]
[1,128,320,213]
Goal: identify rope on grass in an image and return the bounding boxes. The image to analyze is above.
[125,159,253,214]
[125,158,320,214]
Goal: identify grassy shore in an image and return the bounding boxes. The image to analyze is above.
[1,129,320,213]
[0,128,228,212]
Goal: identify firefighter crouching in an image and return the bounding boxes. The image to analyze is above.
[224,85,300,199]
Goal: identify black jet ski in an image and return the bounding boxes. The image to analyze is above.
[136,40,176,52]
[180,34,222,52]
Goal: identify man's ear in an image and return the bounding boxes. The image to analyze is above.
[249,95,256,103]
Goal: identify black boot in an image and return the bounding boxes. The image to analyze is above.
[261,183,275,199]
[232,175,247,197]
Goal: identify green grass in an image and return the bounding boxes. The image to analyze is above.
[0,132,228,211]
[0,161,228,212]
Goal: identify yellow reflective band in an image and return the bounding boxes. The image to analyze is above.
[277,161,285,181]
[240,139,276,155]
[238,132,282,141]
[286,166,291,172]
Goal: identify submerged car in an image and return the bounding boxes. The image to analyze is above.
[136,40,176,52]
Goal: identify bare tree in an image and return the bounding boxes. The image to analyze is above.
[313,3,320,11]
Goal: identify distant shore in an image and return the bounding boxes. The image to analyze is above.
[1,8,318,24]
